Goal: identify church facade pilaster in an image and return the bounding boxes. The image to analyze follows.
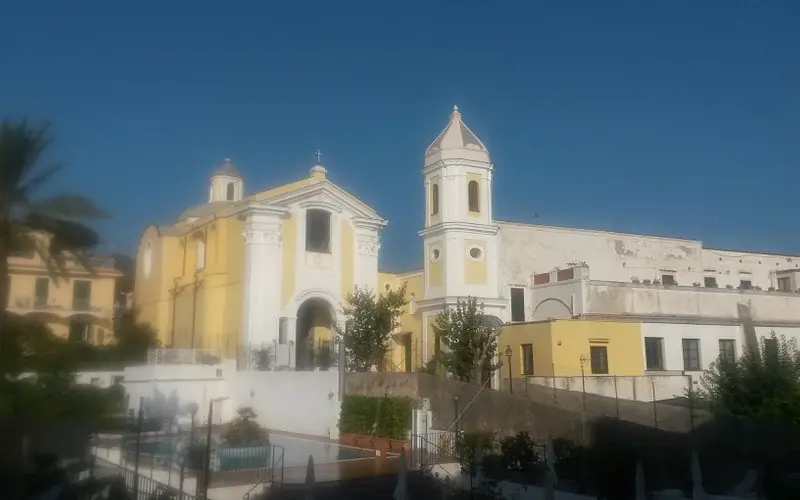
[353,219,382,293]
[241,204,289,365]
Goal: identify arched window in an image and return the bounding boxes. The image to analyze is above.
[306,209,331,253]
[226,182,236,201]
[195,232,206,269]
[468,180,480,212]
[431,184,439,215]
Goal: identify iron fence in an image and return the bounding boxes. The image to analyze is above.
[92,456,197,500]
[147,348,223,366]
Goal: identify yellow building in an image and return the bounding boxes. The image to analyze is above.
[498,318,645,383]
[6,241,123,344]
[135,159,387,366]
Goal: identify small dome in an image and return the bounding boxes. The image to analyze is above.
[212,158,242,179]
[424,106,489,165]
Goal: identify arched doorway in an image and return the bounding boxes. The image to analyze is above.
[295,298,336,370]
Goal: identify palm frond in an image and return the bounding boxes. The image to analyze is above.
[18,163,62,199]
[29,194,110,220]
[0,120,53,196]
[24,213,101,250]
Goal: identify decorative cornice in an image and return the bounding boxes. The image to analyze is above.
[423,158,493,176]
[299,199,343,214]
[267,181,387,224]
[356,234,381,257]
[352,217,388,230]
[243,224,282,246]
[419,221,499,238]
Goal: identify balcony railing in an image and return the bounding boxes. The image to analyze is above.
[10,296,106,315]
[147,348,223,366]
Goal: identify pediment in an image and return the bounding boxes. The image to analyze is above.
[264,181,387,225]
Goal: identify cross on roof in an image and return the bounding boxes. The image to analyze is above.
[314,149,322,164]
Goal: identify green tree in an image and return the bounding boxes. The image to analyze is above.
[434,297,500,383]
[0,120,108,315]
[337,285,407,372]
[223,407,268,446]
[113,321,159,363]
[701,332,800,424]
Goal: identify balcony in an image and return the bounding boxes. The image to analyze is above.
[10,296,110,319]
[531,277,800,324]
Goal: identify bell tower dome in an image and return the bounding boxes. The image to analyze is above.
[209,158,244,203]
[419,105,502,316]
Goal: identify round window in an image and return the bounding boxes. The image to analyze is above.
[431,248,441,261]
[469,247,483,260]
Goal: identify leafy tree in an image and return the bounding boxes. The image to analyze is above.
[223,407,268,446]
[434,297,500,383]
[0,119,108,316]
[337,284,407,372]
[113,321,159,363]
[701,332,800,424]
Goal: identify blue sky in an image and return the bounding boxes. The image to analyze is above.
[2,1,798,271]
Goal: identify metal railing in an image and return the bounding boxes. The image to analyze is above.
[242,444,285,500]
[148,348,223,365]
[93,456,197,500]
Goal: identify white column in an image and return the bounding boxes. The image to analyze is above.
[353,222,382,293]
[241,205,287,366]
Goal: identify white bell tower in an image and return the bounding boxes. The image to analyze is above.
[209,158,244,203]
[419,106,503,318]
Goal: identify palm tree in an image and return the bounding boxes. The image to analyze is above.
[0,119,109,314]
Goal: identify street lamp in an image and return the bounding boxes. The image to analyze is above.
[504,345,513,394]
[452,395,460,432]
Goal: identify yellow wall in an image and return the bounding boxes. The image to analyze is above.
[7,249,121,344]
[498,319,645,380]
[464,239,487,285]
[135,215,246,359]
[378,271,425,372]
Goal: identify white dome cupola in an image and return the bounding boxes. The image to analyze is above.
[424,105,490,167]
[209,158,244,203]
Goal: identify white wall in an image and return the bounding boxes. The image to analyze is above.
[229,370,341,439]
[754,325,800,347]
[75,370,125,388]
[526,374,692,402]
[640,323,742,376]
[498,221,800,294]
[121,362,341,438]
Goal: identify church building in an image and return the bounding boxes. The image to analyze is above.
[135,107,800,379]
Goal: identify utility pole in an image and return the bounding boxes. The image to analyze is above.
[189,271,205,350]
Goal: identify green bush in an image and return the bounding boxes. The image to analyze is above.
[224,407,268,446]
[339,395,412,440]
[499,432,542,471]
[455,431,496,472]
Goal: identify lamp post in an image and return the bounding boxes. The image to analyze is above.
[452,394,460,432]
[505,345,513,394]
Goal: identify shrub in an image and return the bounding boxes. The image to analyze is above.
[223,407,268,446]
[499,432,542,471]
[455,431,496,473]
[338,395,412,440]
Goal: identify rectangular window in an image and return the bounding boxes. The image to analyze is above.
[644,337,664,370]
[510,288,525,322]
[589,346,609,374]
[704,277,718,288]
[112,376,124,385]
[557,268,575,281]
[739,280,752,290]
[662,274,676,285]
[718,339,736,365]
[763,337,779,361]
[521,344,534,375]
[778,277,792,292]
[306,209,332,253]
[682,339,701,371]
[68,321,90,342]
[431,184,439,215]
[34,277,49,308]
[72,281,92,311]
[533,273,550,285]
[196,233,206,270]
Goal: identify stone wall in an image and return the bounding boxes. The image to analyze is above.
[345,372,708,440]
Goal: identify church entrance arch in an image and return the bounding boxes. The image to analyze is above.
[295,297,336,371]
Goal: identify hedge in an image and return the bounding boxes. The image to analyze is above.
[339,395,412,440]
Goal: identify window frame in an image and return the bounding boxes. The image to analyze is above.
[644,337,665,370]
[72,280,92,311]
[703,276,718,288]
[510,287,525,322]
[467,180,480,213]
[34,277,49,308]
[521,343,534,375]
[589,346,609,374]
[718,339,736,366]
[777,276,792,292]
[682,338,702,371]
[305,209,332,254]
[431,184,439,216]
[226,182,236,201]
